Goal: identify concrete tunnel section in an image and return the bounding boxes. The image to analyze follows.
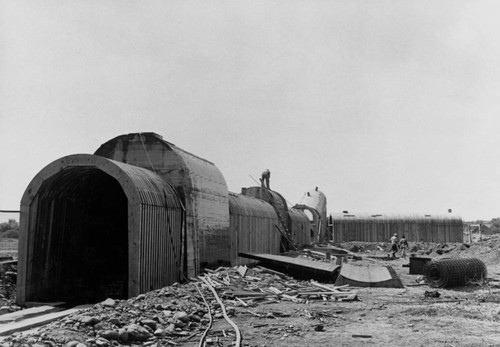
[17,154,184,305]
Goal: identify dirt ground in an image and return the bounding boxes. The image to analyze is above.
[5,235,500,347]
[204,239,500,347]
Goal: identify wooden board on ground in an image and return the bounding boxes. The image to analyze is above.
[0,305,91,336]
[0,306,63,324]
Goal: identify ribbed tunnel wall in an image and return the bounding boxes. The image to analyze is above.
[228,193,281,265]
[288,208,311,247]
[18,155,184,305]
[28,167,129,303]
[242,186,312,249]
[331,214,464,243]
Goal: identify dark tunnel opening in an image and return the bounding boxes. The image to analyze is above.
[28,167,129,304]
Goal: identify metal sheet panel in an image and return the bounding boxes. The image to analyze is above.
[298,189,327,216]
[296,188,329,242]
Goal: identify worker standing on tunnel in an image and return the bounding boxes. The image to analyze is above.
[260,169,270,189]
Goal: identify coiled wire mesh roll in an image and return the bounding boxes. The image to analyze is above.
[423,258,487,288]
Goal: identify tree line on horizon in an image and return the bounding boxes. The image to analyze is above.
[0,219,18,239]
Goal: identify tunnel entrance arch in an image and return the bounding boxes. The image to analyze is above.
[18,154,184,305]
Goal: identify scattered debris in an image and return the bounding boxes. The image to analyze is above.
[0,264,358,346]
[424,290,441,298]
[352,334,372,338]
[314,324,324,332]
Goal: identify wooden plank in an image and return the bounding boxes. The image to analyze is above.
[0,305,63,324]
[297,291,355,296]
[0,260,17,266]
[24,301,66,308]
[0,305,90,336]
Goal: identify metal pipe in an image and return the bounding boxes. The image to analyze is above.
[200,276,242,347]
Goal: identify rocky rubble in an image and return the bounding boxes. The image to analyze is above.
[0,263,21,314]
[1,265,357,347]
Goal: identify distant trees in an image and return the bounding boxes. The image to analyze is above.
[491,218,500,233]
[0,219,19,238]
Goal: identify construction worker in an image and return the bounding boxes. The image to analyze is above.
[260,169,270,189]
[390,233,398,258]
[399,235,409,259]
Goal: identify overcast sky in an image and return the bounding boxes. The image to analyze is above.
[1,1,500,223]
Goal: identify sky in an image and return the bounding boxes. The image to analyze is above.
[1,0,500,223]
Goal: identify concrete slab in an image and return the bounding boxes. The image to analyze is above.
[335,263,404,288]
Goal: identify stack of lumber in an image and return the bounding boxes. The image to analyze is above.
[205,265,358,304]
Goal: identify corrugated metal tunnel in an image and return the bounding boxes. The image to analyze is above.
[241,186,312,248]
[228,193,281,265]
[28,166,128,304]
[17,132,323,306]
[18,154,184,305]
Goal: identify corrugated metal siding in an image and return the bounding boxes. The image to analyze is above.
[288,208,311,247]
[331,214,463,243]
[228,193,280,265]
[121,162,184,294]
[293,205,321,241]
[18,154,183,305]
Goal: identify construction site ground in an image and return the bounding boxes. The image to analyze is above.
[3,235,500,346]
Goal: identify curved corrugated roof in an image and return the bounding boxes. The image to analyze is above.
[228,193,277,219]
[330,213,462,221]
[94,132,227,196]
[242,187,288,212]
[288,208,310,223]
[21,154,182,209]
